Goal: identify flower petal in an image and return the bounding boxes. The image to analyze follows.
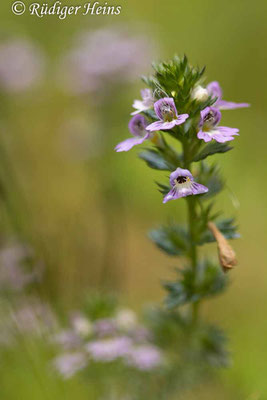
[200,107,221,127]
[163,187,189,203]
[146,120,176,132]
[217,126,239,135]
[154,98,178,120]
[174,113,189,125]
[216,100,250,110]
[206,81,223,102]
[211,126,239,143]
[197,130,213,142]
[128,114,148,137]
[131,100,146,115]
[115,134,149,152]
[191,182,209,195]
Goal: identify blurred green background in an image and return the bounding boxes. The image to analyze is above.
[0,0,266,399]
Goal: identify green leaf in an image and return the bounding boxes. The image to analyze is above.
[144,307,187,349]
[194,325,229,367]
[139,149,175,171]
[143,55,206,113]
[139,150,170,171]
[164,260,227,308]
[149,225,189,256]
[83,292,118,320]
[139,136,181,171]
[156,181,170,196]
[197,163,225,200]
[193,142,233,162]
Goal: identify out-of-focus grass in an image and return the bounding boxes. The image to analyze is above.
[0,338,92,400]
[0,0,266,398]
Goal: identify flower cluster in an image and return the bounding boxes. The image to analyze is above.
[53,308,163,379]
[116,65,249,203]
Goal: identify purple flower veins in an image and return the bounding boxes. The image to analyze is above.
[163,168,208,203]
[115,114,150,152]
[207,81,250,110]
[197,106,239,143]
[146,97,189,132]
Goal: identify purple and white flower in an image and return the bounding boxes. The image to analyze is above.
[86,336,133,362]
[163,168,208,204]
[197,106,239,143]
[115,114,150,152]
[131,89,154,115]
[146,98,189,132]
[207,81,250,110]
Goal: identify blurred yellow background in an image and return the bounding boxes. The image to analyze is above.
[0,0,266,398]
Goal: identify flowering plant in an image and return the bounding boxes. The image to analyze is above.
[115,55,249,393]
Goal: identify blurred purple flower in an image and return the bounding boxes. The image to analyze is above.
[70,312,93,337]
[146,98,188,132]
[61,27,153,94]
[53,329,82,350]
[54,352,88,379]
[126,345,163,371]
[163,168,208,204]
[93,318,117,337]
[130,325,152,342]
[115,114,150,152]
[0,39,44,93]
[207,81,250,110]
[0,243,43,292]
[115,309,137,331]
[197,106,239,143]
[131,89,154,115]
[86,336,133,362]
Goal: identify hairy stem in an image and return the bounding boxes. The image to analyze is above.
[186,196,200,323]
[183,139,200,323]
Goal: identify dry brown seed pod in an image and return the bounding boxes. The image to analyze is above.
[207,221,237,272]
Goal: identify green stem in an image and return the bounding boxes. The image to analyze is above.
[186,196,197,268]
[187,191,200,324]
[183,139,200,324]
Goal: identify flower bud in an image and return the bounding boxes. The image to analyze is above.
[208,222,237,272]
[192,85,209,102]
